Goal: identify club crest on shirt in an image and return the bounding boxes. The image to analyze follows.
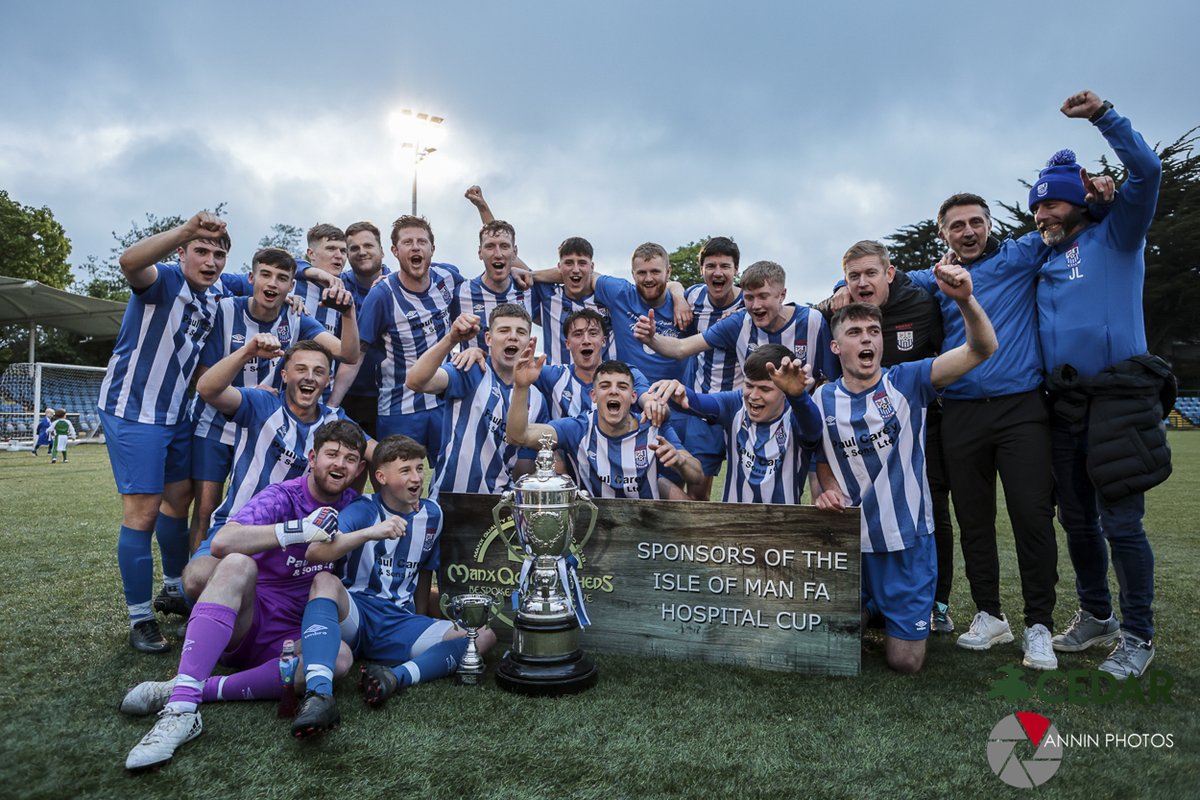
[437,280,453,303]
[775,425,788,447]
[1066,245,1081,269]
[422,525,438,552]
[635,447,649,468]
[872,390,895,419]
[276,323,290,342]
[794,344,807,362]
[896,329,914,351]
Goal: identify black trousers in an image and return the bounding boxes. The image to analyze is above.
[925,406,954,604]
[940,390,1057,629]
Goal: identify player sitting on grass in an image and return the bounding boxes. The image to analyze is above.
[120,420,366,770]
[646,344,823,504]
[811,261,996,674]
[508,348,700,500]
[295,434,496,715]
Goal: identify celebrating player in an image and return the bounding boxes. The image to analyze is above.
[186,247,355,559]
[812,262,996,674]
[407,304,548,495]
[535,308,651,420]
[296,435,496,716]
[647,344,823,504]
[121,420,366,770]
[97,210,230,654]
[508,350,701,500]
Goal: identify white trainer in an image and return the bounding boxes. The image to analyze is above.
[125,709,202,771]
[1022,624,1058,670]
[119,678,177,716]
[956,611,1015,650]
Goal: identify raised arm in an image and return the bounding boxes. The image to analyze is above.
[212,505,339,559]
[119,210,227,290]
[405,313,480,395]
[506,343,557,448]
[928,263,997,389]
[197,333,285,415]
[313,286,359,364]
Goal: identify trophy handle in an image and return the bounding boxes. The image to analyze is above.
[574,490,598,551]
[492,491,524,562]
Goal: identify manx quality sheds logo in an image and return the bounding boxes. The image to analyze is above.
[988,712,1062,788]
[440,513,615,628]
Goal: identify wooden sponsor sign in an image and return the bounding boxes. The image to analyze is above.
[437,493,862,676]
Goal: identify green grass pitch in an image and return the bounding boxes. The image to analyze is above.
[0,436,1196,799]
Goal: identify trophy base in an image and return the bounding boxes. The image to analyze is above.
[495,616,598,696]
[456,669,484,686]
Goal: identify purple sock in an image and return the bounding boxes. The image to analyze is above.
[201,658,285,703]
[169,602,238,706]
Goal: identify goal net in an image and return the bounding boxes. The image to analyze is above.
[0,362,106,445]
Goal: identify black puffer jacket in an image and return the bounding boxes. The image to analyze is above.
[1044,354,1176,503]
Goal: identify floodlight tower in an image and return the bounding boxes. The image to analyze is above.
[396,109,446,215]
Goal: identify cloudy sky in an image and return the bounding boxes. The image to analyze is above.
[3,1,1197,302]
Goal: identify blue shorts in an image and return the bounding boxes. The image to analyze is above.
[378,409,443,458]
[861,534,936,641]
[681,414,726,477]
[191,435,235,483]
[341,592,452,664]
[100,409,192,494]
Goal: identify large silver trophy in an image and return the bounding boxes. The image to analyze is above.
[492,434,599,695]
[448,593,495,686]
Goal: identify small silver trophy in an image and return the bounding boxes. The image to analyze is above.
[493,433,599,695]
[449,593,495,685]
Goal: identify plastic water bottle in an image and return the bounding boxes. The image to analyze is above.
[277,639,297,718]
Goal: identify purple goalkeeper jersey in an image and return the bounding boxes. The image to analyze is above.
[230,475,358,591]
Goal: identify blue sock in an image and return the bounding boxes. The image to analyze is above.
[301,598,341,696]
[391,639,469,689]
[117,526,154,617]
[155,513,189,580]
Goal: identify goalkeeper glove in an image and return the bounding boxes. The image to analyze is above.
[275,506,339,548]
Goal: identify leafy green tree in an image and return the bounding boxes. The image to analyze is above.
[0,190,72,288]
[258,223,304,259]
[885,219,942,273]
[0,191,75,371]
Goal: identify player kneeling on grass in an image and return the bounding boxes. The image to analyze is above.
[507,344,700,499]
[645,344,823,504]
[120,421,366,770]
[812,262,997,674]
[295,434,496,715]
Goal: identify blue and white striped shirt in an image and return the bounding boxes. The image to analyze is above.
[337,495,442,612]
[208,388,347,535]
[191,296,326,443]
[685,390,821,504]
[549,410,681,499]
[685,284,744,393]
[812,360,937,553]
[532,283,616,365]
[455,275,534,350]
[359,266,466,417]
[702,305,840,385]
[430,360,547,496]
[534,364,651,421]
[99,262,221,425]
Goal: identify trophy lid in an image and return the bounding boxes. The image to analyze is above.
[513,432,577,496]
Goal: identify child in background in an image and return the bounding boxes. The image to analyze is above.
[32,408,54,456]
[50,409,75,464]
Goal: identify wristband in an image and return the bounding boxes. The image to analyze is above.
[1088,100,1113,124]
